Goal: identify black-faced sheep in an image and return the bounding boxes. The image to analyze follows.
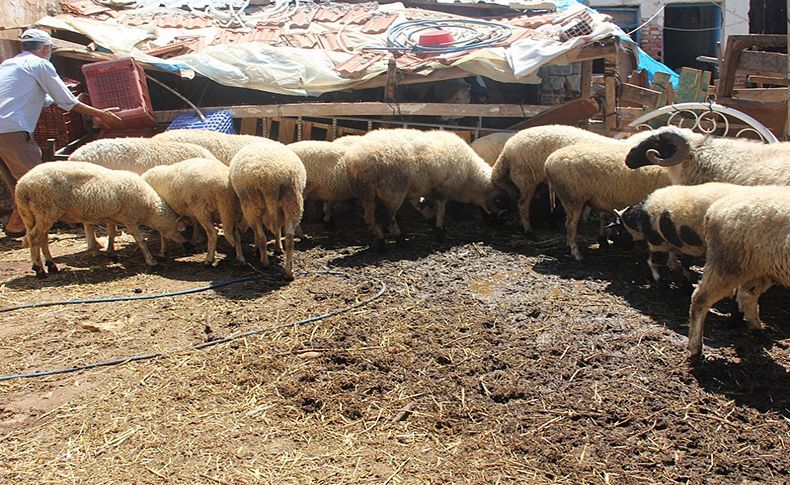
[344,128,508,249]
[609,182,746,287]
[15,161,187,277]
[229,143,306,280]
[142,158,244,267]
[625,126,790,185]
[544,142,671,261]
[687,186,790,358]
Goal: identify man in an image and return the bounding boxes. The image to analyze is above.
[0,28,122,236]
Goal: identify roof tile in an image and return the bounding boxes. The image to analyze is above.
[282,32,318,49]
[334,51,386,78]
[315,6,346,23]
[289,6,318,28]
[59,0,110,17]
[361,13,398,34]
[251,27,281,44]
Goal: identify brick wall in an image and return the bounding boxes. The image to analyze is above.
[639,23,663,61]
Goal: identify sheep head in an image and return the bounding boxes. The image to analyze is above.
[606,205,645,250]
[484,187,511,217]
[625,128,691,168]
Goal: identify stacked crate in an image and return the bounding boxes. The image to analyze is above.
[33,78,86,151]
[81,57,157,138]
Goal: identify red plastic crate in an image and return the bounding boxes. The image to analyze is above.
[97,126,158,139]
[81,58,155,129]
[33,78,86,150]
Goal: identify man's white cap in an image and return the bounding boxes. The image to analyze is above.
[20,29,53,46]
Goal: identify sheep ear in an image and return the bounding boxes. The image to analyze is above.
[613,208,624,220]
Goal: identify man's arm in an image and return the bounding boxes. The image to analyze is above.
[71,102,122,127]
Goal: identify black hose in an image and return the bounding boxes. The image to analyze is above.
[0,271,386,382]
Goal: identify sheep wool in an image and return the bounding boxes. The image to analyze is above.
[470,132,514,166]
[229,142,306,280]
[68,138,216,174]
[154,129,281,165]
[142,158,245,267]
[688,186,790,357]
[15,161,186,276]
[289,140,354,224]
[545,142,671,261]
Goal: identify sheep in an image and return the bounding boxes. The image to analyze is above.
[141,158,244,267]
[625,126,790,186]
[153,129,279,165]
[68,137,217,254]
[492,125,649,237]
[288,140,354,226]
[15,161,187,277]
[544,142,671,261]
[229,142,306,280]
[687,186,790,358]
[343,128,508,250]
[470,132,514,166]
[608,182,747,288]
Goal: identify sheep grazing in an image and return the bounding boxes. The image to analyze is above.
[609,182,746,288]
[470,132,514,166]
[545,142,671,261]
[15,161,186,277]
[68,137,216,254]
[153,129,278,165]
[625,126,790,185]
[493,125,638,237]
[687,186,790,358]
[142,158,244,267]
[289,140,354,226]
[344,128,508,250]
[229,142,306,280]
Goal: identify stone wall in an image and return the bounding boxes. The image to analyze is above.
[538,63,583,105]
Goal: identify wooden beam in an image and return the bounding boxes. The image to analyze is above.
[507,98,599,131]
[604,61,617,135]
[155,102,551,123]
[733,87,790,102]
[580,60,593,100]
[748,75,790,86]
[738,51,788,76]
[239,117,258,135]
[718,35,788,97]
[352,67,472,90]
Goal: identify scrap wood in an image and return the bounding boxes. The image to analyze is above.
[508,98,599,131]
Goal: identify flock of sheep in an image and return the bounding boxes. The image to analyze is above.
[12,124,790,360]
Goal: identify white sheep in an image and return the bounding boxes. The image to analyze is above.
[142,158,244,267]
[687,186,790,358]
[344,128,508,250]
[153,129,279,165]
[609,183,748,286]
[15,161,187,277]
[545,142,671,261]
[288,140,354,226]
[68,137,217,254]
[493,125,640,237]
[229,142,306,280]
[470,132,514,166]
[625,126,790,185]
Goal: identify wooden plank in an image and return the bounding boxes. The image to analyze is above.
[604,67,617,134]
[732,87,790,102]
[277,118,297,144]
[738,51,788,76]
[718,35,788,97]
[718,96,787,137]
[651,72,675,107]
[155,102,551,123]
[748,75,790,86]
[580,60,593,100]
[620,83,660,108]
[507,98,599,131]
[676,67,702,103]
[353,67,472,90]
[239,117,258,135]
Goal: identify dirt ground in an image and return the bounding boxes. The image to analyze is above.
[0,206,788,484]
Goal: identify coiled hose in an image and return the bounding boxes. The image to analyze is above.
[383,18,512,55]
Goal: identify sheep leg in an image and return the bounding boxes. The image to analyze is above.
[217,203,245,266]
[688,270,737,358]
[737,277,773,331]
[360,197,385,251]
[597,213,611,249]
[647,251,665,287]
[84,224,103,256]
[194,210,219,267]
[517,184,537,237]
[380,192,407,246]
[125,223,158,267]
[189,216,204,246]
[562,201,584,261]
[433,199,447,241]
[282,216,297,281]
[322,201,335,227]
[252,221,269,266]
[27,228,48,278]
[41,236,58,274]
[159,234,168,258]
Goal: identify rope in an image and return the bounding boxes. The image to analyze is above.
[0,270,386,382]
[366,18,511,55]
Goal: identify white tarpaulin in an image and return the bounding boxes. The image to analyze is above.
[36,0,625,96]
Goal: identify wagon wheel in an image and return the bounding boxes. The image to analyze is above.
[617,102,778,144]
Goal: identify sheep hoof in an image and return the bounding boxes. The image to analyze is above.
[146,260,159,267]
[32,265,47,278]
[687,352,704,367]
[203,260,215,268]
[282,271,294,282]
[597,236,610,249]
[45,261,59,274]
[106,252,120,262]
[374,239,387,253]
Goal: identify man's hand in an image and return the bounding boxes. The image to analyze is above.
[99,108,123,128]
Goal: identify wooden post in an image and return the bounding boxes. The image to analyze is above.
[786,0,790,140]
[580,60,593,100]
[604,58,617,135]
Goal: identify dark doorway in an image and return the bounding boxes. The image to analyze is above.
[663,3,722,71]
[750,0,788,34]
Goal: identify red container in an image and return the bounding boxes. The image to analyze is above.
[97,126,158,140]
[33,78,86,151]
[418,29,454,47]
[81,58,155,129]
